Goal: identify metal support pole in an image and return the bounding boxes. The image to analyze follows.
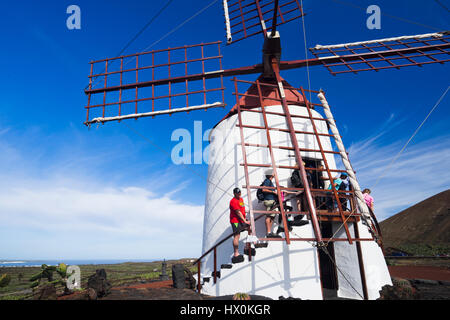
[299,86,353,244]
[270,57,323,244]
[197,261,202,293]
[271,0,280,37]
[256,79,291,244]
[234,78,257,237]
[354,222,369,300]
[213,248,217,284]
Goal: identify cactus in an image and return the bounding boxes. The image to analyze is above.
[29,263,69,289]
[0,274,11,288]
[232,292,251,300]
[57,263,67,277]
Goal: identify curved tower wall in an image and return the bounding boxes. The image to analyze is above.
[202,104,336,273]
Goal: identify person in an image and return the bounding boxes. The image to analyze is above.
[261,169,281,238]
[229,188,252,263]
[362,188,374,211]
[325,172,348,211]
[290,162,312,212]
[338,173,349,211]
[291,162,312,189]
[311,164,326,190]
[311,164,327,209]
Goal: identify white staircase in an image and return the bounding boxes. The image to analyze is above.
[198,223,324,300]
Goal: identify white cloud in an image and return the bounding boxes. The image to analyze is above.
[0,179,204,259]
[347,117,450,221]
[0,125,205,260]
[0,184,203,235]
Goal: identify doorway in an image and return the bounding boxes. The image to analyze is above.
[318,222,339,293]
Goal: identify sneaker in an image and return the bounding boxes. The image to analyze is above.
[296,220,309,227]
[266,233,282,238]
[231,255,244,264]
[276,225,293,234]
[291,219,309,227]
[254,242,268,248]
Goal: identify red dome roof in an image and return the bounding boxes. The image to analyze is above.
[216,75,309,127]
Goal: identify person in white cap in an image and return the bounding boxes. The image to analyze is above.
[261,169,281,238]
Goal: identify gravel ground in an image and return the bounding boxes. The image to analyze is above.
[57,265,450,300]
[388,266,450,281]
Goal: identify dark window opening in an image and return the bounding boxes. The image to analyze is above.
[318,222,339,292]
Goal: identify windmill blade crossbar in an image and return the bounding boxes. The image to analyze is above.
[223,0,304,44]
[309,31,450,75]
[84,41,225,125]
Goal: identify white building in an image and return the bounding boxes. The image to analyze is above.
[196,78,391,300]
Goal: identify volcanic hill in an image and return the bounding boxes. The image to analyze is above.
[379,189,450,250]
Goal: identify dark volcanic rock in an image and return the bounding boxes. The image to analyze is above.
[87,269,112,298]
[35,284,57,300]
[101,287,204,300]
[410,279,450,300]
[378,278,420,300]
[87,288,98,300]
[172,264,196,290]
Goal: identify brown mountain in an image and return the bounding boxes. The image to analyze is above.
[379,189,450,248]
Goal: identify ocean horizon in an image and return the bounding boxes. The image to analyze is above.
[0,259,159,268]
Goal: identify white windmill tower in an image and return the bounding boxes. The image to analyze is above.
[83,0,450,300]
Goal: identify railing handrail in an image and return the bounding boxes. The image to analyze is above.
[192,214,265,266]
[193,194,382,266]
[368,206,383,239]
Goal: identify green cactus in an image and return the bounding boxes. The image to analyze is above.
[232,292,251,300]
[0,274,11,288]
[29,263,69,289]
[56,263,67,278]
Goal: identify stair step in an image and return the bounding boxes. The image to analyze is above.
[221,264,232,269]
[244,248,256,256]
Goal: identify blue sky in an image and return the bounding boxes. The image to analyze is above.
[0,0,448,260]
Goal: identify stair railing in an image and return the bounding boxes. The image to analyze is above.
[192,214,265,293]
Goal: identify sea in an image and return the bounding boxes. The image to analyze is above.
[0,259,157,268]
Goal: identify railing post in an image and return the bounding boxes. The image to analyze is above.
[197,261,202,294]
[214,248,217,284]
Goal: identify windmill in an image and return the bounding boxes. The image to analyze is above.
[83,0,449,300]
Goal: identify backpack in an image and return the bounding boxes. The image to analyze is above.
[256,182,265,201]
[291,170,303,188]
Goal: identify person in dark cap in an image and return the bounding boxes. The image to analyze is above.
[261,169,281,238]
[325,172,349,211]
[229,187,252,263]
[338,172,349,211]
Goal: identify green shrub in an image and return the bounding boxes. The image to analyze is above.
[233,292,251,300]
[0,274,11,288]
[398,244,450,256]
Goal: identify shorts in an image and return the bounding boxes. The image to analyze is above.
[264,200,277,218]
[231,222,248,234]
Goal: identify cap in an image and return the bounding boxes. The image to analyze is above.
[265,169,274,176]
[233,187,241,194]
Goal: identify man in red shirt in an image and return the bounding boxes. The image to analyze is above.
[230,188,252,263]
